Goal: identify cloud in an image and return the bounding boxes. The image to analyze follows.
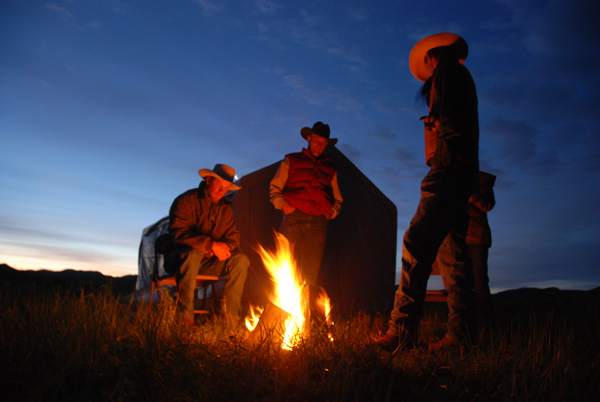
[337,143,361,161]
[194,0,225,17]
[46,2,73,19]
[484,117,560,175]
[285,11,370,72]
[107,0,131,15]
[347,7,368,22]
[390,147,421,174]
[522,0,600,57]
[281,74,326,106]
[369,125,397,141]
[254,0,281,15]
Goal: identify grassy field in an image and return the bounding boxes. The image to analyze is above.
[1,285,598,402]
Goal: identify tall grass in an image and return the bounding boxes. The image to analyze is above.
[0,286,598,401]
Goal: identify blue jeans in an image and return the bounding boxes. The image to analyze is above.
[166,247,249,319]
[388,167,477,342]
[279,209,328,287]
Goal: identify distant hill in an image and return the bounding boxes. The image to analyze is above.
[0,264,137,297]
[492,285,600,322]
[1,263,598,318]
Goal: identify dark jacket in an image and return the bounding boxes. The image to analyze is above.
[428,59,479,171]
[168,181,240,257]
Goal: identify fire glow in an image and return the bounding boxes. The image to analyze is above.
[245,231,332,349]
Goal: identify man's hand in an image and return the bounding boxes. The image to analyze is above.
[420,115,439,132]
[212,241,231,261]
[282,201,296,215]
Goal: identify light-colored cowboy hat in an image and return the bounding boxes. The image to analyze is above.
[300,121,338,146]
[409,32,469,82]
[198,164,241,191]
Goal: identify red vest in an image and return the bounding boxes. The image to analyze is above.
[283,149,336,215]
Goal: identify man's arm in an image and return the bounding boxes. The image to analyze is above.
[327,172,343,219]
[169,192,213,257]
[469,184,495,212]
[270,157,295,214]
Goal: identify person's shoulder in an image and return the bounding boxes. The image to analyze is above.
[285,151,303,158]
[440,61,472,78]
[172,187,202,205]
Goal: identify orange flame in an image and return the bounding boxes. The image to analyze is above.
[317,288,335,342]
[246,231,334,349]
[247,232,307,349]
[245,305,263,332]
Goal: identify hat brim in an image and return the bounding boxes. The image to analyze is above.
[409,33,468,81]
[198,169,241,191]
[300,127,338,146]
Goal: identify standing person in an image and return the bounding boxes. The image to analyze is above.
[434,171,497,330]
[376,33,479,352]
[269,121,343,295]
[165,164,249,327]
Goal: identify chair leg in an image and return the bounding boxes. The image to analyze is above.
[200,282,209,310]
[209,282,216,312]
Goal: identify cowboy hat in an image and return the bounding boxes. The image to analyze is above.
[409,33,469,82]
[198,164,241,191]
[301,121,338,146]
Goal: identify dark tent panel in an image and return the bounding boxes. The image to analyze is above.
[231,146,397,316]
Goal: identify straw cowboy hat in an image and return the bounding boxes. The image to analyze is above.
[198,164,241,191]
[301,121,338,146]
[409,32,469,82]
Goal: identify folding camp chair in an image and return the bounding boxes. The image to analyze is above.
[150,234,220,314]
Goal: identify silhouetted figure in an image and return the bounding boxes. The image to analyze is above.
[435,171,497,327]
[376,33,479,353]
[467,171,497,324]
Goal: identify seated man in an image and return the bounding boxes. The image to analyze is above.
[165,164,249,326]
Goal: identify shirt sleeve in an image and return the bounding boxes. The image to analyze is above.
[269,157,289,210]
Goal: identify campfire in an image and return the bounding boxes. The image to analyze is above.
[245,231,332,349]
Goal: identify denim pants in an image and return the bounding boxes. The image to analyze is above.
[388,167,477,342]
[166,247,249,319]
[279,209,328,287]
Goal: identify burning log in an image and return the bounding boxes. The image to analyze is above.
[245,231,332,349]
[247,302,308,349]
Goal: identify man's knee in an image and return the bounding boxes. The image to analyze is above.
[229,252,250,273]
[166,247,202,274]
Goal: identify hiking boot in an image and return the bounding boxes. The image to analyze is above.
[427,334,460,353]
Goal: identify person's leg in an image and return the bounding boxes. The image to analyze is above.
[439,230,477,342]
[469,244,495,324]
[280,210,327,286]
[297,214,328,287]
[429,168,477,349]
[387,169,453,343]
[199,251,249,317]
[166,247,202,321]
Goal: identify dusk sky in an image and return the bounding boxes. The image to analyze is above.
[1,0,599,293]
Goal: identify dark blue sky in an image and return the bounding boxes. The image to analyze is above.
[1,0,599,291]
